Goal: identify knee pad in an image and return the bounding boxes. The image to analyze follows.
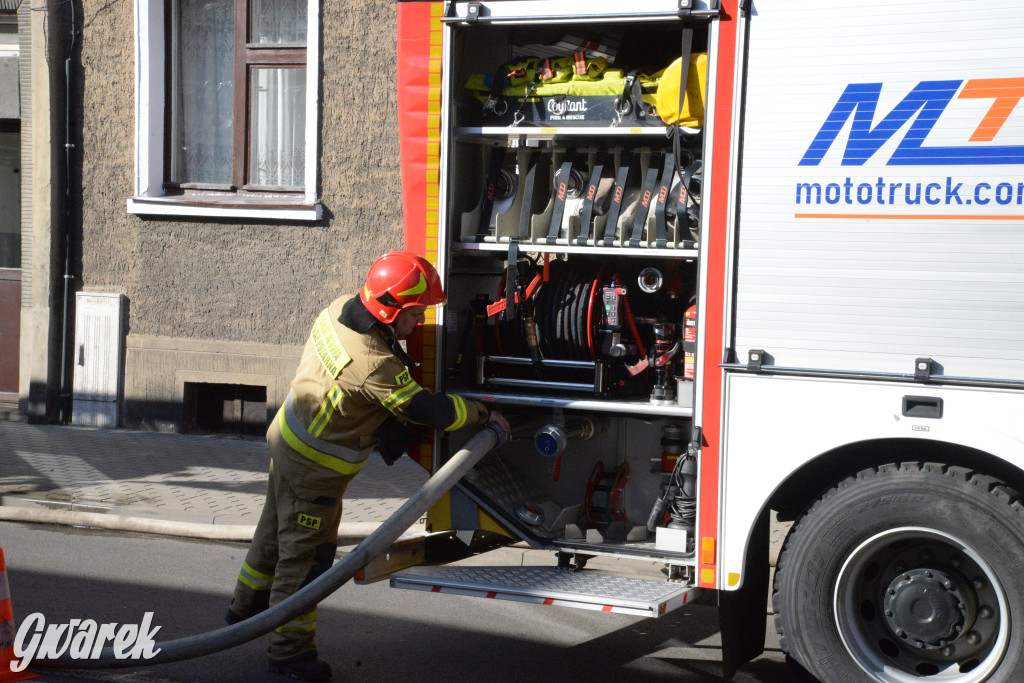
[300,543,338,588]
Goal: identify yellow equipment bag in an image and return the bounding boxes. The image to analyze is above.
[654,52,708,127]
[465,52,708,128]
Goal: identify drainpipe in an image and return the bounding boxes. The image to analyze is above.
[57,1,76,424]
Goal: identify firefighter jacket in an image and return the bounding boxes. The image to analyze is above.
[277,293,489,475]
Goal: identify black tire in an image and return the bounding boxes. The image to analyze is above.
[773,462,1024,682]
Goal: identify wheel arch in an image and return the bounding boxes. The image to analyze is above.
[719,437,1024,594]
[768,437,1024,523]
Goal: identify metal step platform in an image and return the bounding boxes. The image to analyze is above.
[390,565,699,618]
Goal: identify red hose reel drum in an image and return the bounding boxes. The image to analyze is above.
[583,461,630,528]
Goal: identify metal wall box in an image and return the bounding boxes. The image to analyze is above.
[72,292,126,428]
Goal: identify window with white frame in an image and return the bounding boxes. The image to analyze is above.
[129,0,320,220]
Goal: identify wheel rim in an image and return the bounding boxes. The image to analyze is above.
[834,526,1010,682]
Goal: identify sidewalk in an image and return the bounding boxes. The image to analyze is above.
[0,418,792,565]
[0,420,428,531]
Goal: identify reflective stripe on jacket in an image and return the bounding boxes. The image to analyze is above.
[282,294,488,472]
[277,392,370,475]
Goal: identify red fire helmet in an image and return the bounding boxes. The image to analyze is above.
[359,251,446,324]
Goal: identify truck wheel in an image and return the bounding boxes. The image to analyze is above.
[773,462,1024,682]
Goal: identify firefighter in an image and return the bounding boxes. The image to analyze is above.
[226,251,509,681]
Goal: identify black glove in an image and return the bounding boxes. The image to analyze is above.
[377,417,428,466]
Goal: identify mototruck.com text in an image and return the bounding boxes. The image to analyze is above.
[796,177,1024,207]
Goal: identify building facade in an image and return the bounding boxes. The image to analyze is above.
[0,0,24,407]
[18,0,406,432]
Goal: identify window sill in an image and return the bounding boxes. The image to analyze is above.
[127,195,322,221]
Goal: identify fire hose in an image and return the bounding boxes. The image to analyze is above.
[33,423,509,670]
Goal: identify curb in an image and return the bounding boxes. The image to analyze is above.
[0,506,380,543]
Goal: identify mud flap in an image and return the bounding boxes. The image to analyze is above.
[719,509,769,680]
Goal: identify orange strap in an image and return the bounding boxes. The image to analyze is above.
[540,59,554,81]
[574,51,587,76]
[487,273,542,317]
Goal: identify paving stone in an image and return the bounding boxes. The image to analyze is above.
[0,422,428,529]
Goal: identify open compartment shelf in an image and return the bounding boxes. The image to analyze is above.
[433,8,708,568]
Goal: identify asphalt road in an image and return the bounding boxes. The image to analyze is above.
[0,521,798,682]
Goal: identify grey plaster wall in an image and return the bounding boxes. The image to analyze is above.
[72,0,405,429]
[77,0,403,348]
[0,56,18,119]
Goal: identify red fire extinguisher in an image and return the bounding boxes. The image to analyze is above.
[683,303,697,380]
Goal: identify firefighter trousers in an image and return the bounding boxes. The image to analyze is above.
[229,417,355,660]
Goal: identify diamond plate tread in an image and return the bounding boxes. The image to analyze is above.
[393,565,689,607]
[464,454,560,534]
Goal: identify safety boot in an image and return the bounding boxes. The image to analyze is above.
[225,593,269,625]
[224,608,247,625]
[267,651,332,681]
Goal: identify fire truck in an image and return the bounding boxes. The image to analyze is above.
[383,0,1024,679]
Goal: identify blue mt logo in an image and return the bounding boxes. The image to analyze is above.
[800,79,1024,166]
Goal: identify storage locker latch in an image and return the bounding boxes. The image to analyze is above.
[914,357,935,381]
[747,349,767,372]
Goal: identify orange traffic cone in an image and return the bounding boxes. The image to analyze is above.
[0,548,38,682]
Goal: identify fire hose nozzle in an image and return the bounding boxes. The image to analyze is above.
[484,420,511,449]
[535,423,568,457]
[533,416,607,457]
[637,267,663,293]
